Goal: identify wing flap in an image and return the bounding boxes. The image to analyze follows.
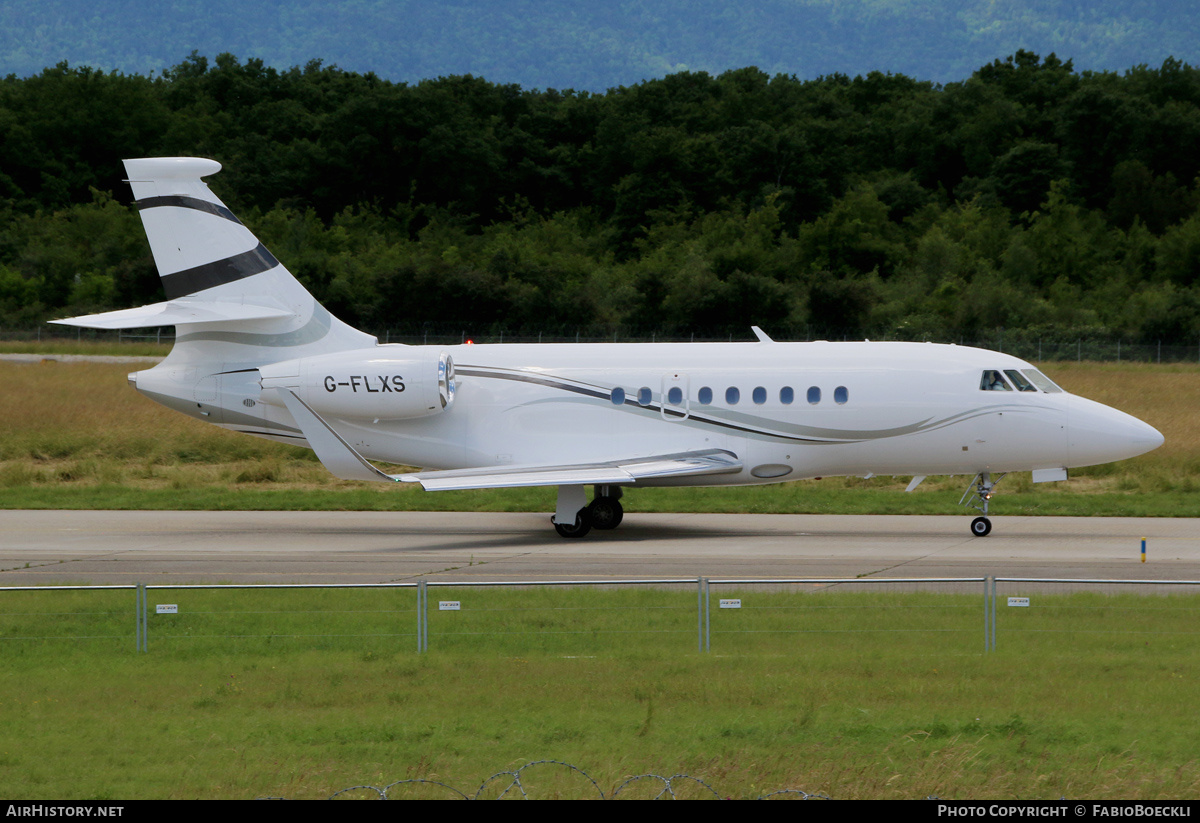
[399,449,741,491]
[400,465,635,491]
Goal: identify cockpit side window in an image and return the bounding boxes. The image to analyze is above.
[980,370,1012,391]
[1004,370,1038,392]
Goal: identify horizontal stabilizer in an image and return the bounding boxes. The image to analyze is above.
[399,449,742,491]
[51,300,294,330]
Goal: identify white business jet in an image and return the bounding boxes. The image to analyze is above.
[54,158,1164,537]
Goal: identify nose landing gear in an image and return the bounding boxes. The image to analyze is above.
[961,472,1006,537]
[970,516,992,537]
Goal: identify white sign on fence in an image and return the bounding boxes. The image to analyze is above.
[1007,597,1030,607]
[439,601,461,611]
[155,604,178,614]
[719,599,742,609]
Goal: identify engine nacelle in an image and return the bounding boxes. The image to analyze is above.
[258,347,456,421]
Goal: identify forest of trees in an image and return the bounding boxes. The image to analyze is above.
[3,51,1200,344]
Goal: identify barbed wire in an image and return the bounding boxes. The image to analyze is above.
[262,759,830,799]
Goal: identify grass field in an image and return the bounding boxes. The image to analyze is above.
[0,358,1196,516]
[3,355,1199,799]
[1,585,1198,799]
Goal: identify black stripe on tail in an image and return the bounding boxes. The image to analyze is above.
[136,195,242,225]
[161,243,280,299]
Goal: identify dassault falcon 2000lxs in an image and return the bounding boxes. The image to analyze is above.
[55,157,1164,538]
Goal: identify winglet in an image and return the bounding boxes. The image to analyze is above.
[271,388,399,483]
[751,326,774,343]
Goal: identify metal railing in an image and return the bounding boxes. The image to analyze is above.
[5,576,1200,654]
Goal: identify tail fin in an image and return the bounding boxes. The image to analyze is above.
[53,157,374,365]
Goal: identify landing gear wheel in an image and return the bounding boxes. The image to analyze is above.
[588,497,624,530]
[970,516,992,537]
[553,509,592,538]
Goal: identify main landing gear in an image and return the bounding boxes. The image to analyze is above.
[552,485,624,538]
[553,511,592,538]
[960,471,1007,537]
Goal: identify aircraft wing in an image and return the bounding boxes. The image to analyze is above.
[274,385,742,489]
[395,450,743,491]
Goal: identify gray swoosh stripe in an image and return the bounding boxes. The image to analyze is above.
[455,367,611,401]
[457,366,842,443]
[176,304,332,347]
[161,243,280,299]
[136,195,241,224]
[458,364,1037,445]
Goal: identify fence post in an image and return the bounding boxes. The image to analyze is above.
[136,583,147,653]
[417,579,427,652]
[985,576,995,652]
[992,576,998,651]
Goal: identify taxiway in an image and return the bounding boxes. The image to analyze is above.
[0,511,1195,584]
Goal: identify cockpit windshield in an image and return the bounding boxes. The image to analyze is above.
[1004,370,1038,392]
[980,368,1064,393]
[1021,369,1063,393]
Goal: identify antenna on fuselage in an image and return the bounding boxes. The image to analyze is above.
[751,326,774,343]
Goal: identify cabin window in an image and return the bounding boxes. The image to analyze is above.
[638,387,652,406]
[752,386,767,405]
[698,386,713,405]
[1022,369,1063,393]
[726,387,740,405]
[667,386,683,405]
[807,386,821,405]
[1004,370,1038,392]
[610,387,625,405]
[980,370,1012,391]
[834,386,848,405]
[780,386,794,405]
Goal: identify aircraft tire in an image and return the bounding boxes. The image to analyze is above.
[970,516,992,537]
[588,497,624,530]
[553,509,592,538]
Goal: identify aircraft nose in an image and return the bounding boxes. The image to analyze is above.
[1067,395,1164,468]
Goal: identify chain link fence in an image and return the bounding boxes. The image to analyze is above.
[5,577,1200,655]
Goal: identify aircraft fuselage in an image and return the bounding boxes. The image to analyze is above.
[131,338,1160,487]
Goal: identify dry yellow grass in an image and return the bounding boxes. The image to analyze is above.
[1045,362,1200,458]
[1,359,1195,505]
[0,360,290,461]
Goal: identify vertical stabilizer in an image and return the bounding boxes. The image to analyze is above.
[120,157,374,365]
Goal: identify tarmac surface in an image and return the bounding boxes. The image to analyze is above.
[1,510,1197,585]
